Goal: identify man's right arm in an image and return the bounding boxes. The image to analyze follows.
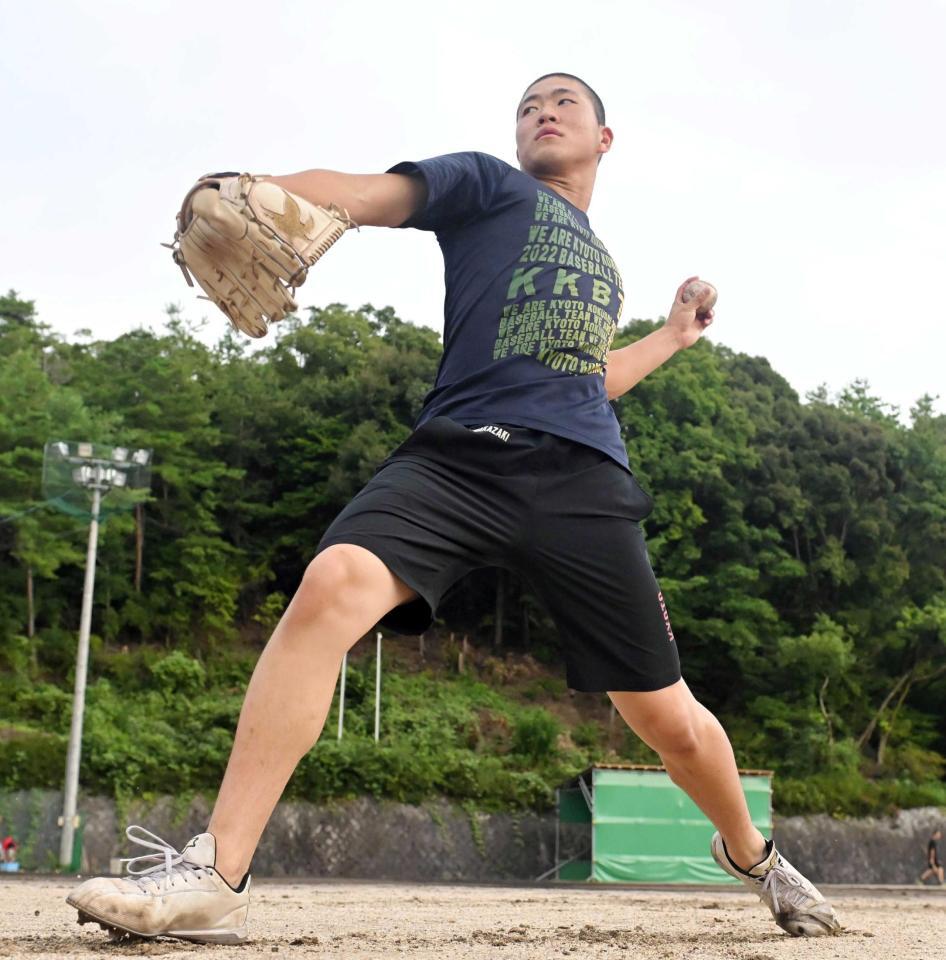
[263,170,426,228]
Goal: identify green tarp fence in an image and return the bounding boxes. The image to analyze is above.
[555,765,772,884]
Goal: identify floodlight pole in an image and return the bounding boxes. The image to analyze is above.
[337,651,347,740]
[59,483,102,868]
[374,632,382,742]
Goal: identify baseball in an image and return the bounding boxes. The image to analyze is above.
[682,280,718,314]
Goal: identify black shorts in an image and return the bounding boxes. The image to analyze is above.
[317,417,681,693]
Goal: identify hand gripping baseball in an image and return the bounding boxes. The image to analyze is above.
[167,173,357,338]
[680,278,717,315]
[664,276,717,350]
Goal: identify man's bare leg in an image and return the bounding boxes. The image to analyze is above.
[920,865,945,884]
[609,679,767,869]
[207,544,417,886]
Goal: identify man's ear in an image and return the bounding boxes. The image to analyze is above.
[598,125,614,157]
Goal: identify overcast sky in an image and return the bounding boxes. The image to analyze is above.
[3,0,944,418]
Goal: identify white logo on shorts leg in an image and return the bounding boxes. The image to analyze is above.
[657,591,675,643]
[472,425,510,442]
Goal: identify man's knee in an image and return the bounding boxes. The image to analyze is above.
[612,684,705,757]
[293,544,414,627]
[644,712,702,758]
[295,546,380,621]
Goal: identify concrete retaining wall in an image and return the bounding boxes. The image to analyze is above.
[1,789,942,884]
[772,806,944,885]
[0,790,568,881]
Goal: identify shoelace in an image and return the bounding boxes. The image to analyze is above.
[761,862,813,915]
[121,825,208,890]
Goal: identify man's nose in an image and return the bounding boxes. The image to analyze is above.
[538,107,559,124]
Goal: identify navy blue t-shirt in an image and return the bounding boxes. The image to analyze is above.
[389,151,628,467]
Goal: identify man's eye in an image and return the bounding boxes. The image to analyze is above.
[559,98,576,105]
[522,106,536,116]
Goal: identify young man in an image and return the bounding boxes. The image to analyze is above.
[919,828,944,885]
[67,73,840,942]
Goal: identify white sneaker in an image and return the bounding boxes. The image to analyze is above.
[710,832,840,937]
[66,825,250,944]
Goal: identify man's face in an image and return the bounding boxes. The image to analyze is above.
[515,76,611,177]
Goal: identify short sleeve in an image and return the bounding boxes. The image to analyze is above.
[387,151,512,231]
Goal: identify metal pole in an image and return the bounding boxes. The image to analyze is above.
[374,632,382,743]
[59,484,102,868]
[554,788,560,881]
[337,651,347,740]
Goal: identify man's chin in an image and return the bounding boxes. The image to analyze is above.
[520,151,570,179]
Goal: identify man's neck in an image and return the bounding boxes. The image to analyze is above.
[528,164,598,212]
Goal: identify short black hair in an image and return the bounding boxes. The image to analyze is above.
[520,73,606,125]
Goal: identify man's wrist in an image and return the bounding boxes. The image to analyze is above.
[656,320,688,354]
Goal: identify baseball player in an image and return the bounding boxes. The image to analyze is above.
[67,73,840,942]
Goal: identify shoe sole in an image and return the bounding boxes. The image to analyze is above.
[67,898,247,945]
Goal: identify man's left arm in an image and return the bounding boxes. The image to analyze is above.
[604,276,715,400]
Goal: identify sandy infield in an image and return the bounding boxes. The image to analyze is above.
[1,877,942,959]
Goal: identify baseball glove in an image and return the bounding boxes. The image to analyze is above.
[167,173,356,338]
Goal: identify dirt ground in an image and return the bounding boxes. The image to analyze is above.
[1,877,942,959]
